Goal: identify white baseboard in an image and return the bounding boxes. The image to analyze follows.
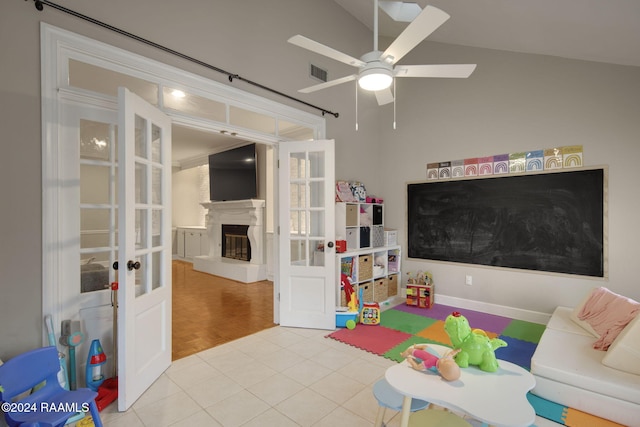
[398,289,551,325]
[437,294,551,324]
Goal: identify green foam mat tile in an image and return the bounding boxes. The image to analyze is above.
[380,309,437,334]
[501,319,546,343]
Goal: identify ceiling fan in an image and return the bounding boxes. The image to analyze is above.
[288,0,476,106]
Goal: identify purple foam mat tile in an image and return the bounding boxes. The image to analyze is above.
[391,303,512,334]
[455,309,512,334]
[392,303,458,320]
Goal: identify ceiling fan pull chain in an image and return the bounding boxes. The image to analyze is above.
[393,78,397,130]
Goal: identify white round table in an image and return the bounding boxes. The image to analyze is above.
[385,344,536,427]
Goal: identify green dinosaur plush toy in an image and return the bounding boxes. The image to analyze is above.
[444,311,507,372]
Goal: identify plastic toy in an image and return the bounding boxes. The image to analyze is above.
[400,344,461,381]
[444,311,507,372]
[86,339,106,391]
[341,274,356,309]
[360,302,380,325]
[59,319,84,390]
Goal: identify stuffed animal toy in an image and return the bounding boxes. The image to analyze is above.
[400,344,461,381]
[444,311,507,372]
[350,182,367,202]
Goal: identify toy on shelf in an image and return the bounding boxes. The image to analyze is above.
[400,344,461,381]
[444,311,508,372]
[336,180,357,202]
[406,270,432,285]
[350,181,367,202]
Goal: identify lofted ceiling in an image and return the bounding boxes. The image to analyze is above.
[333,0,640,67]
[175,1,640,165]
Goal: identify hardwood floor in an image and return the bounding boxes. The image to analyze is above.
[171,260,276,360]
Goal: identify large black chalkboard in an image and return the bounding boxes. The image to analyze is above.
[407,167,606,277]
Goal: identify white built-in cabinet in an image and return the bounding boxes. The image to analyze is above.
[175,226,208,259]
[335,202,400,306]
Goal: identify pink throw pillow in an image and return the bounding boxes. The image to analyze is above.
[577,287,640,350]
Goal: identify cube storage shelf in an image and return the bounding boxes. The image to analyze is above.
[336,201,401,308]
[335,202,385,251]
[338,246,402,306]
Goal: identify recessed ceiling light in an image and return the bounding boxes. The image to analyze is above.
[171,89,186,98]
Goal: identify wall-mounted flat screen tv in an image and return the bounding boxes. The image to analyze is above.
[208,143,257,201]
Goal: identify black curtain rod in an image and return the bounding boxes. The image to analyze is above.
[31,0,340,118]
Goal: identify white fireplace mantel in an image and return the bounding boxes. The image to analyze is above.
[193,199,267,283]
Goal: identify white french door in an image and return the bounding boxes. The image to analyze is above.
[278,140,336,329]
[117,87,172,410]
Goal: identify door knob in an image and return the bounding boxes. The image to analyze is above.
[127,260,141,271]
[327,241,334,248]
[112,261,119,270]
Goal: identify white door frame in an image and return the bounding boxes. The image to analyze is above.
[41,23,326,378]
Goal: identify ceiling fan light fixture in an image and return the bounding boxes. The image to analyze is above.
[358,67,393,91]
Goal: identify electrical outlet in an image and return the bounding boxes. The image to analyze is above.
[465,275,473,286]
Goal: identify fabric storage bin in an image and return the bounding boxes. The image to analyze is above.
[340,289,347,307]
[374,278,388,302]
[346,229,358,250]
[359,255,373,280]
[360,227,371,248]
[372,225,384,247]
[346,204,358,226]
[360,282,374,302]
[373,205,383,225]
[387,274,398,297]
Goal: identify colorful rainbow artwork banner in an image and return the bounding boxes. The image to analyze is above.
[424,145,584,180]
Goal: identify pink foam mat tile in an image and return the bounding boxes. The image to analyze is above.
[326,325,412,355]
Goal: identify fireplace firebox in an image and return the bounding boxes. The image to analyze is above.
[222,224,250,261]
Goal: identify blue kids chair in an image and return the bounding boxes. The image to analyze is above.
[373,378,430,427]
[0,346,103,427]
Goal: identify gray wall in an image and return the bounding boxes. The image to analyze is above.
[378,41,640,313]
[1,0,639,360]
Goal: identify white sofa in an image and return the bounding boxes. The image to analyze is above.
[531,306,640,426]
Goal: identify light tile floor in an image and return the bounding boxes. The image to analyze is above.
[97,326,561,427]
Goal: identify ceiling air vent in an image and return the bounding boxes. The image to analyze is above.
[309,64,328,82]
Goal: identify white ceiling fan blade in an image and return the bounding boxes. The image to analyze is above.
[288,35,366,68]
[394,64,477,78]
[382,5,450,65]
[379,1,422,23]
[374,87,394,105]
[298,75,357,93]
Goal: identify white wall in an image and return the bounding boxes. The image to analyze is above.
[1,0,639,359]
[172,165,209,227]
